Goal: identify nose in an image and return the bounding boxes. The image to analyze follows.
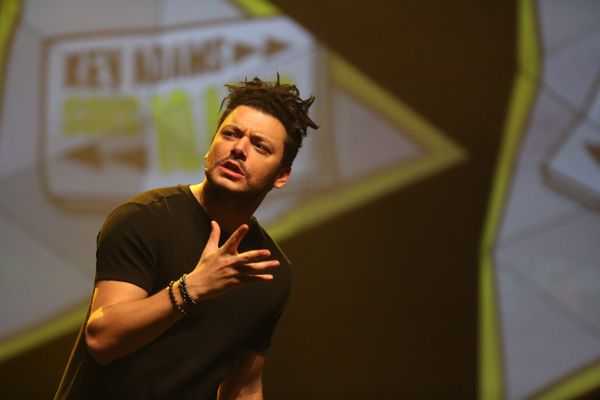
[230,136,248,161]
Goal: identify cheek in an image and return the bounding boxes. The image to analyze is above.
[209,141,229,158]
[259,162,282,181]
[205,144,221,162]
[204,149,217,169]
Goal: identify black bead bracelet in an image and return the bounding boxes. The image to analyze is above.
[179,273,198,307]
[168,280,191,317]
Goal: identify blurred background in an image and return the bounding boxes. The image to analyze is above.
[0,0,599,398]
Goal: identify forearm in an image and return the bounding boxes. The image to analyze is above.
[85,282,186,364]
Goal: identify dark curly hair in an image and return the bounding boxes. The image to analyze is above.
[217,75,319,169]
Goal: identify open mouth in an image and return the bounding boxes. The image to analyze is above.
[220,160,245,176]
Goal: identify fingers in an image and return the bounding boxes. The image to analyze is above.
[236,274,274,283]
[235,249,272,264]
[206,221,221,251]
[221,224,249,254]
[235,259,280,274]
[233,261,278,286]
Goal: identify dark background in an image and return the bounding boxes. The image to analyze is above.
[264,1,514,398]
[0,1,516,398]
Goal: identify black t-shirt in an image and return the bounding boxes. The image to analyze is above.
[55,185,291,400]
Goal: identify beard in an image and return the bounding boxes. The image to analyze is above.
[204,156,279,202]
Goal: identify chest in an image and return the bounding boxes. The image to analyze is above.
[151,211,290,321]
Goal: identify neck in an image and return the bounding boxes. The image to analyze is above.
[191,181,262,233]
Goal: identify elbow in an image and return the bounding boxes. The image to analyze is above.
[85,317,117,365]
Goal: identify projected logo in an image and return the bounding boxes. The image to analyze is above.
[0,0,465,361]
[42,18,316,213]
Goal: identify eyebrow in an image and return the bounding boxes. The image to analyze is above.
[221,124,275,147]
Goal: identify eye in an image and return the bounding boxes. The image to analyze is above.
[254,142,271,154]
[221,129,239,139]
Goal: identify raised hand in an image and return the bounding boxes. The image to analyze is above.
[185,221,279,301]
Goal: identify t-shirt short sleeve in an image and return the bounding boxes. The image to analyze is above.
[95,202,159,293]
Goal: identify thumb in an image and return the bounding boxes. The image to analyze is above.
[205,220,221,251]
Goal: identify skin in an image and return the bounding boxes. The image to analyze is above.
[85,106,292,399]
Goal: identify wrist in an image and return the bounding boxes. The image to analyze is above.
[168,280,191,317]
[179,274,200,307]
[184,271,207,301]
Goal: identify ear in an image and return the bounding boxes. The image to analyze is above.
[272,166,291,189]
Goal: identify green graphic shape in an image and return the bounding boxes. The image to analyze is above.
[151,89,202,172]
[0,0,22,126]
[479,0,600,399]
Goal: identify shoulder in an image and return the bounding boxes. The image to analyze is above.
[108,185,189,217]
[100,185,189,234]
[130,185,189,210]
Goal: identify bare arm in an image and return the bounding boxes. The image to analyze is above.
[85,280,183,364]
[218,348,266,400]
[85,221,279,364]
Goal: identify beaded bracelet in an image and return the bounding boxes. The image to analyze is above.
[178,273,199,307]
[168,280,191,317]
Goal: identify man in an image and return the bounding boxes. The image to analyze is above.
[55,76,318,399]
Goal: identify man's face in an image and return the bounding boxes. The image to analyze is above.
[204,105,290,199]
